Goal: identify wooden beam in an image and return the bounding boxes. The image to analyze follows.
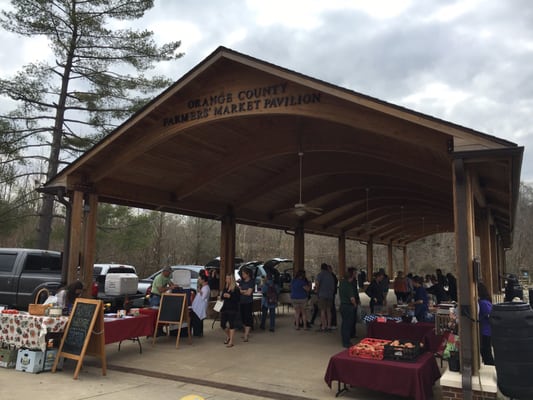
[366,238,374,278]
[67,191,83,284]
[453,158,476,397]
[338,233,346,277]
[478,208,493,292]
[81,194,98,298]
[219,207,236,291]
[293,221,305,273]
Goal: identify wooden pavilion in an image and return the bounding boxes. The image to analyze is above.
[43,46,523,397]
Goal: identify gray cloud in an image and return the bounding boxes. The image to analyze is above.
[1,0,532,181]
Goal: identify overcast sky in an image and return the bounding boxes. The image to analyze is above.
[1,0,532,182]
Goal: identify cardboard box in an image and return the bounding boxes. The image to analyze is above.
[16,349,44,373]
[43,348,63,372]
[0,347,18,368]
[105,273,139,295]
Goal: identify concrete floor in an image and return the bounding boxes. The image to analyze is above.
[0,303,449,400]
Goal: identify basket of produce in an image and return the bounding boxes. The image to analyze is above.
[383,339,421,362]
[349,338,391,360]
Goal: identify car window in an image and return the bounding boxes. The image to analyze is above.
[108,267,136,274]
[23,254,62,273]
[93,266,103,276]
[0,253,17,272]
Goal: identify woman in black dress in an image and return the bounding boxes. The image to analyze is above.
[220,272,240,347]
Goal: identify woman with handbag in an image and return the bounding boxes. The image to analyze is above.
[220,272,240,347]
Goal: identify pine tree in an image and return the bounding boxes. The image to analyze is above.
[0,0,182,248]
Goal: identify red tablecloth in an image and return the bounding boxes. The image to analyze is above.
[367,321,442,352]
[324,350,441,400]
[104,315,154,344]
[138,307,158,331]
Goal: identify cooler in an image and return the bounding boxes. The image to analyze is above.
[104,273,139,295]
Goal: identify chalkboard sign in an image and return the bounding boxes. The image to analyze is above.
[53,298,106,379]
[158,293,186,323]
[153,293,191,348]
[62,302,96,355]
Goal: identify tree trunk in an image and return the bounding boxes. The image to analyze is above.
[36,7,78,249]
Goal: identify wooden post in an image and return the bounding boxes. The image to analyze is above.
[338,232,346,277]
[490,226,499,294]
[453,158,477,398]
[387,242,393,279]
[478,209,493,292]
[403,246,408,274]
[81,194,98,298]
[293,221,304,274]
[219,207,236,290]
[67,191,83,284]
[366,238,374,278]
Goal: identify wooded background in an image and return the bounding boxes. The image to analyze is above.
[0,188,531,283]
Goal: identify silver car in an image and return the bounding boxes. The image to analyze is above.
[137,265,205,298]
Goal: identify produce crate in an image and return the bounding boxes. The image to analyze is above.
[349,338,391,360]
[383,340,420,362]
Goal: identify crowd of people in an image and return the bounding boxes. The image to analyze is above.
[145,262,496,367]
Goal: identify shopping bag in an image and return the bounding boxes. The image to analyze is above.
[213,299,224,312]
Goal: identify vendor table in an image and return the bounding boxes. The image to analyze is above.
[138,307,159,330]
[366,321,442,353]
[0,313,68,351]
[324,350,441,400]
[104,314,154,353]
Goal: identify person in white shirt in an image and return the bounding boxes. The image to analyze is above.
[191,272,210,337]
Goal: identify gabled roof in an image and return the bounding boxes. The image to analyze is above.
[45,46,523,247]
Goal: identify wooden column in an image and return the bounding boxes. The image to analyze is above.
[81,194,98,298]
[453,158,477,398]
[366,238,374,278]
[67,190,84,284]
[478,209,493,291]
[498,237,506,288]
[338,232,346,277]
[219,208,236,291]
[387,242,393,278]
[403,246,408,274]
[489,226,499,293]
[293,221,305,273]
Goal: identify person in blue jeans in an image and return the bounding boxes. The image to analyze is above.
[260,273,279,332]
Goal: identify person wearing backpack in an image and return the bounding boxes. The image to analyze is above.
[260,273,279,332]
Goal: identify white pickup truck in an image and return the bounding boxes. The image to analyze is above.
[92,263,144,310]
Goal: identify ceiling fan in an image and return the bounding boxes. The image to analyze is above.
[274,151,323,218]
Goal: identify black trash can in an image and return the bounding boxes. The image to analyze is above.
[529,288,533,308]
[490,302,533,399]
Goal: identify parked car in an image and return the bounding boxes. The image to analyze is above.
[137,265,205,300]
[262,258,293,292]
[205,256,244,273]
[235,260,265,289]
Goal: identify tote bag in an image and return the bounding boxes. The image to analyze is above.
[213,299,224,312]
